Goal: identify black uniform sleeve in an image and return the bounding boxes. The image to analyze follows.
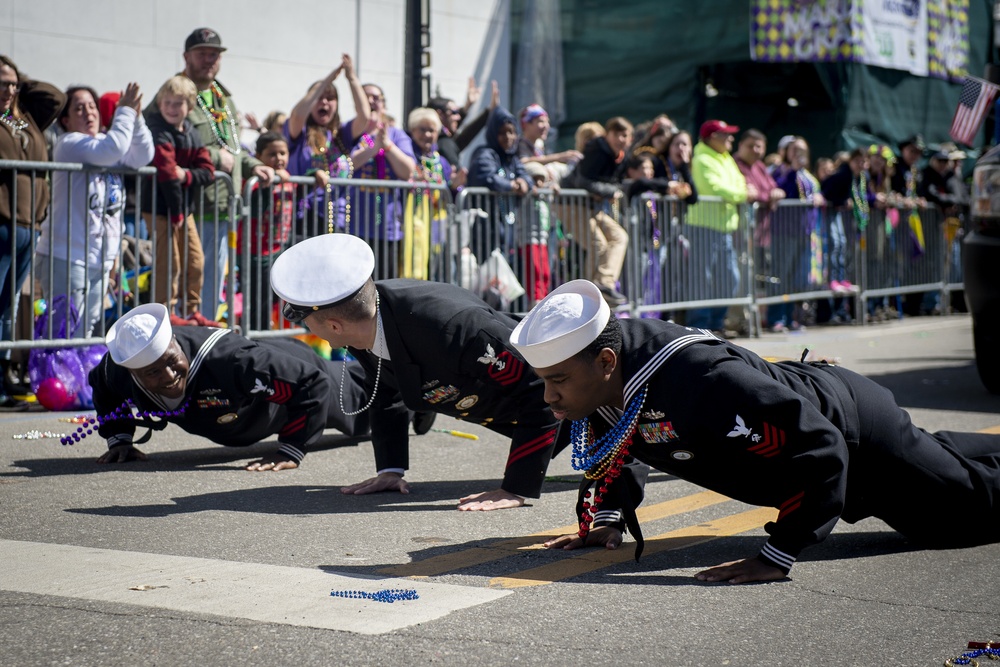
[454,108,489,152]
[89,354,137,449]
[353,349,411,473]
[452,310,559,497]
[19,81,66,132]
[231,343,334,463]
[696,362,851,574]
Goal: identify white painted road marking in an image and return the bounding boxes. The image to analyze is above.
[1,539,510,635]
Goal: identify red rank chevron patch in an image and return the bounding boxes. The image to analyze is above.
[279,413,307,437]
[267,379,292,405]
[777,491,804,520]
[488,351,524,386]
[506,427,556,467]
[747,421,785,457]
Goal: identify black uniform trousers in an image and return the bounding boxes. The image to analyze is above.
[833,365,1000,546]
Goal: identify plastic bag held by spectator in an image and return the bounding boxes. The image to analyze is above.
[27,296,107,409]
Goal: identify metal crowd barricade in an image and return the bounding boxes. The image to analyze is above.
[454,186,631,314]
[626,194,757,333]
[0,159,159,350]
[237,176,454,337]
[187,172,236,324]
[0,160,238,351]
[752,199,853,329]
[857,205,952,324]
[4,158,968,351]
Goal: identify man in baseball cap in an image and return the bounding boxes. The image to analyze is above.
[686,119,749,335]
[699,119,740,141]
[184,27,227,52]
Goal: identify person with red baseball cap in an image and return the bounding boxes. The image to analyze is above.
[685,119,752,336]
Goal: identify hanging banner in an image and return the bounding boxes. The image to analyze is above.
[750,0,966,79]
[926,0,970,81]
[855,0,928,76]
[750,0,856,63]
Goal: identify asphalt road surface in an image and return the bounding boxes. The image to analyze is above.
[2,315,998,666]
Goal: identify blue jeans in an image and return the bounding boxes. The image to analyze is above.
[0,224,34,353]
[826,209,847,283]
[687,229,739,331]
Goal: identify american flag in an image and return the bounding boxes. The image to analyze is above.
[949,77,1000,147]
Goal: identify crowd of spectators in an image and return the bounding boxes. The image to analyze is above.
[0,26,975,405]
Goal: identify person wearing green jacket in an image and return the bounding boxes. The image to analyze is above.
[686,120,753,334]
[180,28,273,320]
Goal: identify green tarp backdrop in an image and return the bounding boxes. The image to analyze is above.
[512,0,995,159]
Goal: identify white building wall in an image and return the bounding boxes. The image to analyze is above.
[0,0,507,134]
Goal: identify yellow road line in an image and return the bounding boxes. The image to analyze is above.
[488,507,777,589]
[378,490,730,577]
[980,425,1000,434]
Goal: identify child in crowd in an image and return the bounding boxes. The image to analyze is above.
[521,161,555,304]
[815,157,835,182]
[574,121,605,155]
[143,75,216,326]
[238,132,294,330]
[560,116,634,306]
[621,152,679,318]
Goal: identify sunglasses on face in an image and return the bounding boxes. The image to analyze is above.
[281,301,315,325]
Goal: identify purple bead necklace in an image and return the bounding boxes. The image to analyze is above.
[60,399,190,446]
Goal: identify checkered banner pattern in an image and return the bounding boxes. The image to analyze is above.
[750,0,968,81]
[927,0,970,82]
[750,0,859,64]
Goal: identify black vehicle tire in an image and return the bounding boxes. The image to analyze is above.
[973,319,1000,395]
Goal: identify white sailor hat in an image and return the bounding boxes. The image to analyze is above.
[106,303,173,370]
[509,280,611,369]
[269,234,376,322]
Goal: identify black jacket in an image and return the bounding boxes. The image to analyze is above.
[90,328,368,463]
[562,136,623,199]
[350,279,560,497]
[585,318,1000,573]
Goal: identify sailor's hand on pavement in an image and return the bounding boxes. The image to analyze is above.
[694,558,786,585]
[340,472,409,495]
[457,489,525,511]
[96,445,147,464]
[246,455,299,471]
[543,526,623,551]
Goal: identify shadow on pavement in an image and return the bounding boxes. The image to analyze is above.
[63,480,517,517]
[0,433,369,478]
[310,531,923,585]
[863,360,1000,413]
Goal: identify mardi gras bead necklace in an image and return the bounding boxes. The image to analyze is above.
[851,171,869,230]
[330,588,418,603]
[412,152,444,208]
[795,169,820,201]
[195,83,241,155]
[59,399,191,446]
[944,640,1000,666]
[321,138,354,234]
[339,291,381,416]
[569,385,647,539]
[0,108,28,134]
